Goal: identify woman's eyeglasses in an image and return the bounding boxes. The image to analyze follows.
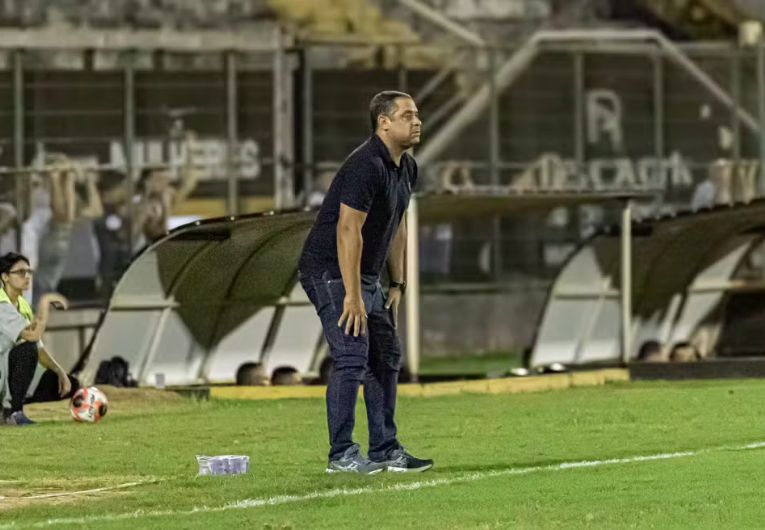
[8,269,34,277]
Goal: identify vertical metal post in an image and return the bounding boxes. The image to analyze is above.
[301,47,314,206]
[620,199,633,364]
[653,52,665,162]
[488,47,500,186]
[757,41,765,194]
[397,44,408,92]
[731,49,741,164]
[573,51,585,255]
[405,195,420,382]
[12,50,24,252]
[283,48,295,208]
[124,51,136,254]
[488,47,502,280]
[225,51,239,216]
[573,52,585,169]
[273,30,284,209]
[272,28,295,209]
[653,51,665,209]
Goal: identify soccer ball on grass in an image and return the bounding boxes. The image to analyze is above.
[70,386,109,423]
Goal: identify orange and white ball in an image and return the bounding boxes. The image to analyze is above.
[70,386,109,423]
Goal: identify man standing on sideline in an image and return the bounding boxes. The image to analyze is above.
[299,91,433,474]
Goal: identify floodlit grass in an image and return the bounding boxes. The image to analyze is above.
[4,380,765,528]
[419,351,521,377]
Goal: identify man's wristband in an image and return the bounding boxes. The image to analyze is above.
[389,280,407,294]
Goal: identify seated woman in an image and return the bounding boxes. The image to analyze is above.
[0,252,79,425]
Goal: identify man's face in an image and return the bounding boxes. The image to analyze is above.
[380,97,422,149]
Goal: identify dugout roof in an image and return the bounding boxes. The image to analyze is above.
[531,199,765,368]
[77,190,642,386]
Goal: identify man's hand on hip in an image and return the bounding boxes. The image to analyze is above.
[339,294,367,337]
[385,287,403,328]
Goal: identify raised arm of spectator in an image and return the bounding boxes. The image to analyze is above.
[0,203,16,235]
[48,156,77,224]
[78,168,104,219]
[48,166,68,223]
[172,132,200,209]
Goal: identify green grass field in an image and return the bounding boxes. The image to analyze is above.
[4,379,765,529]
[418,351,520,377]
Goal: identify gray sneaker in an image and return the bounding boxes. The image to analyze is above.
[2,410,35,426]
[326,445,386,475]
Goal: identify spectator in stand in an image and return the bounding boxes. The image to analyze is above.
[0,203,16,250]
[94,133,200,300]
[20,172,54,281]
[636,340,663,362]
[135,132,200,244]
[669,342,701,363]
[93,170,133,300]
[33,156,103,304]
[691,159,732,211]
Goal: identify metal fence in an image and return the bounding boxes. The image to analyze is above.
[1,31,765,297]
[301,36,765,283]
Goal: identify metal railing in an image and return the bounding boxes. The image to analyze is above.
[1,28,765,293]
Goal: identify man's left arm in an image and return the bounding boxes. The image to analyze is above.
[385,216,406,328]
[37,345,71,397]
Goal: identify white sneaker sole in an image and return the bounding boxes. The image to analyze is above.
[325,467,385,475]
[386,463,433,473]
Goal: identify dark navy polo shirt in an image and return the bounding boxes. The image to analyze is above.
[299,134,418,279]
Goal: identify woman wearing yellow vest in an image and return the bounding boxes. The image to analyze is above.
[0,252,79,425]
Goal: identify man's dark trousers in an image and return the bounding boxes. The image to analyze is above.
[301,271,402,461]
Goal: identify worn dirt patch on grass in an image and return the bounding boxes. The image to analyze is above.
[23,386,189,422]
[0,477,154,511]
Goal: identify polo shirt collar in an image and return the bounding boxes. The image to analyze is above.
[371,134,399,169]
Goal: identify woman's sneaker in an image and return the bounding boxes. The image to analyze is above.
[382,448,433,473]
[326,445,386,475]
[2,410,35,426]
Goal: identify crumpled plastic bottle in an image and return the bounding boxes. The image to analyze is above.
[196,455,250,476]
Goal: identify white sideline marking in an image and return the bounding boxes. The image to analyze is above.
[4,440,765,529]
[737,441,765,450]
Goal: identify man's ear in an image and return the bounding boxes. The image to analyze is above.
[378,114,390,131]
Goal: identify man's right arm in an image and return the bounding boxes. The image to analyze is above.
[336,157,381,337]
[337,203,367,337]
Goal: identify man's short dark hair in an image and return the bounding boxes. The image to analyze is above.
[369,90,412,132]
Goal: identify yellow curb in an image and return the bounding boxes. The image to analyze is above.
[211,386,326,400]
[209,369,629,401]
